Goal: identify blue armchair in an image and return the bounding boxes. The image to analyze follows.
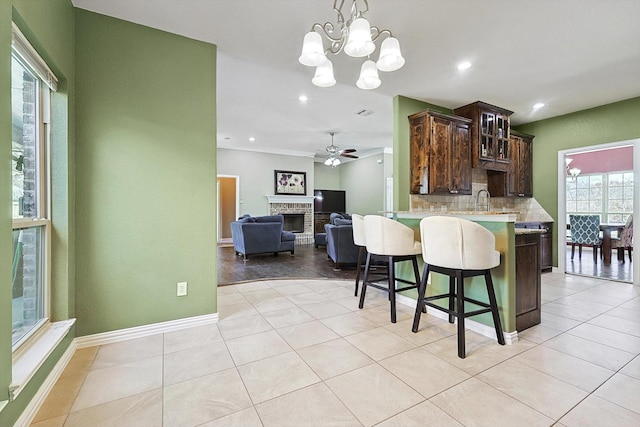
[325,215,360,270]
[231,215,296,261]
[569,214,602,262]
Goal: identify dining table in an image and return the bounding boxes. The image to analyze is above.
[600,223,625,265]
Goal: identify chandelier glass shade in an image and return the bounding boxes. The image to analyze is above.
[298,0,404,89]
[565,158,581,179]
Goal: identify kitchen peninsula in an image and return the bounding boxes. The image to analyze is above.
[391,210,543,342]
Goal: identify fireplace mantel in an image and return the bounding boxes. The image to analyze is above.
[266,195,315,204]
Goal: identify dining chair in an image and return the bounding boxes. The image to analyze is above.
[614,215,633,263]
[569,214,602,262]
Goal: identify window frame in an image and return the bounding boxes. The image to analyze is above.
[11,25,54,352]
[565,170,634,225]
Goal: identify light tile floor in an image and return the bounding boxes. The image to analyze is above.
[31,273,640,427]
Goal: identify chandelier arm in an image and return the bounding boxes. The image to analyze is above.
[370,27,393,44]
[333,0,346,25]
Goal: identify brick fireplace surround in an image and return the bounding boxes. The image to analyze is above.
[266,195,315,245]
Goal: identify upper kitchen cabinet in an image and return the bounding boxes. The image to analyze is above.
[488,131,535,197]
[454,101,514,172]
[409,110,472,195]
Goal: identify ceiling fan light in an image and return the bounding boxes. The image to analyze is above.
[344,18,375,58]
[332,157,341,167]
[312,59,336,87]
[299,31,327,66]
[356,60,381,90]
[376,37,405,72]
[324,157,333,166]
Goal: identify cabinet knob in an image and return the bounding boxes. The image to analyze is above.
[449,189,458,194]
[519,193,525,197]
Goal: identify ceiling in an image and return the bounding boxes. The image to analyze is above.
[71,0,640,162]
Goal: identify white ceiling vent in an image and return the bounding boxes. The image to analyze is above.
[355,109,374,116]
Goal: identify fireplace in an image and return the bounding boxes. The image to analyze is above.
[267,195,315,245]
[281,213,305,233]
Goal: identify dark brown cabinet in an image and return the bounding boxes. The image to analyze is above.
[454,101,513,172]
[409,110,472,195]
[517,222,553,272]
[515,232,542,331]
[314,213,331,235]
[488,131,535,198]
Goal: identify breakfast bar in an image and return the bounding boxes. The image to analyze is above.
[391,210,542,341]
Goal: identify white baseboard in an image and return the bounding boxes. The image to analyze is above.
[14,341,76,427]
[396,294,519,344]
[15,312,219,427]
[75,312,219,349]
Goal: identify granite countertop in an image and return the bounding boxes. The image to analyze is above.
[515,228,546,235]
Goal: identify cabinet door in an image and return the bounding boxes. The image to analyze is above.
[409,117,429,194]
[479,111,495,162]
[450,120,472,194]
[506,135,521,197]
[518,136,533,197]
[428,116,453,194]
[515,233,542,331]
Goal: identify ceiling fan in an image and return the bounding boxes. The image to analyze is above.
[324,132,358,167]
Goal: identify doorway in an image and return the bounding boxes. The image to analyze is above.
[217,175,239,245]
[558,140,639,284]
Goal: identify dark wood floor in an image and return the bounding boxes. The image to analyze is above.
[217,243,360,285]
[218,242,634,286]
[564,247,633,283]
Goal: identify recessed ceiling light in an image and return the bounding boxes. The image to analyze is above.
[533,102,545,110]
[249,137,256,142]
[457,61,472,71]
[298,95,308,102]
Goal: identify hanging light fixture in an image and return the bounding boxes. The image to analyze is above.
[298,0,404,89]
[565,158,581,180]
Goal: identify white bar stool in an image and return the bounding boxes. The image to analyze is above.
[412,216,505,358]
[359,215,422,323]
[352,214,366,296]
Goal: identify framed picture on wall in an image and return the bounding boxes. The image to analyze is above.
[274,170,306,196]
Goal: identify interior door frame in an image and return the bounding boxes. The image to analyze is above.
[557,138,639,283]
[217,174,240,243]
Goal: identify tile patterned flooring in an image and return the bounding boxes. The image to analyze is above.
[31,273,640,427]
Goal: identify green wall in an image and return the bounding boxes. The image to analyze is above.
[74,10,217,336]
[341,153,387,215]
[1,0,75,423]
[393,96,452,212]
[516,97,640,265]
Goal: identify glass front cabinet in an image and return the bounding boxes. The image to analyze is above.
[455,101,513,171]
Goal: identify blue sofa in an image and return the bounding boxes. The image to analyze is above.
[230,214,296,261]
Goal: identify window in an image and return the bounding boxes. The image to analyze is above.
[566,171,633,224]
[11,24,57,349]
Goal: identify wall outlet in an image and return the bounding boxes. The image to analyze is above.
[177,281,188,297]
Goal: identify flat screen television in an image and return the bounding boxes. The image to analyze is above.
[314,189,346,213]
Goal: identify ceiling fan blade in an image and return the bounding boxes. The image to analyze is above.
[340,153,359,159]
[340,148,357,153]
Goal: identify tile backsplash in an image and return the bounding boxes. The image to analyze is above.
[409,169,554,223]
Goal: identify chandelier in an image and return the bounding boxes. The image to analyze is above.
[298,0,405,89]
[565,157,581,179]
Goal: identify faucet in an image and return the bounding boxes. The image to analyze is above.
[475,189,491,212]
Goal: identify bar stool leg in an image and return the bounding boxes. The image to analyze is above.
[484,270,505,346]
[411,257,425,313]
[358,253,372,309]
[412,264,430,332]
[448,276,455,324]
[389,256,396,323]
[455,270,466,358]
[354,246,365,296]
